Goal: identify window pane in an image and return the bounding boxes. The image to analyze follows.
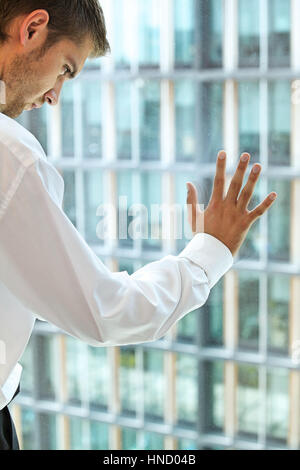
[239,82,260,163]
[269,0,290,68]
[176,309,198,344]
[267,274,290,355]
[239,0,260,68]
[114,0,131,68]
[84,170,103,245]
[39,413,57,450]
[88,347,109,411]
[82,80,102,160]
[116,81,132,160]
[201,82,224,163]
[266,368,289,444]
[175,80,196,162]
[202,279,224,347]
[139,0,160,67]
[267,180,291,262]
[144,350,165,421]
[204,360,224,432]
[238,272,259,351]
[139,80,161,161]
[120,347,138,417]
[62,170,77,228]
[175,172,196,253]
[61,83,74,157]
[141,172,162,251]
[66,337,86,406]
[118,258,135,275]
[117,171,134,249]
[143,432,164,450]
[21,408,36,450]
[178,438,198,450]
[176,353,198,428]
[174,0,196,67]
[237,364,260,439]
[25,107,48,154]
[69,417,89,450]
[19,337,34,397]
[268,81,291,166]
[36,335,57,401]
[238,179,261,261]
[121,427,138,450]
[90,421,109,450]
[200,0,223,69]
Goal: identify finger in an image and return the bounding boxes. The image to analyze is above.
[211,150,227,201]
[186,182,203,233]
[225,153,251,203]
[237,163,262,210]
[248,193,277,225]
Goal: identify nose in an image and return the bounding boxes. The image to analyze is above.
[44,79,64,106]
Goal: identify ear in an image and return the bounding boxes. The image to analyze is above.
[19,10,49,47]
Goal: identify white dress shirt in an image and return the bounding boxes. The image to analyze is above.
[0,111,233,410]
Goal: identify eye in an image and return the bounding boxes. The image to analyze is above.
[61,64,71,77]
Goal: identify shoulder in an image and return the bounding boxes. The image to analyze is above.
[0,112,46,168]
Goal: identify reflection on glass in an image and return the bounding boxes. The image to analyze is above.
[175,80,196,162]
[202,279,224,346]
[90,421,109,450]
[200,0,223,69]
[139,80,160,161]
[36,335,57,401]
[269,0,290,68]
[84,170,103,245]
[238,272,259,351]
[117,171,134,249]
[61,82,74,157]
[120,347,138,417]
[268,81,291,166]
[239,82,260,163]
[144,432,164,450]
[139,0,160,67]
[143,350,165,421]
[19,338,34,396]
[266,368,289,444]
[69,417,89,450]
[267,275,290,355]
[88,347,109,411]
[121,427,138,450]
[116,82,132,160]
[204,360,224,432]
[238,179,261,261]
[238,0,260,68]
[21,408,36,450]
[237,364,260,439]
[39,413,57,450]
[141,172,162,251]
[176,309,198,344]
[114,0,131,68]
[267,180,290,262]
[62,170,77,228]
[66,337,86,406]
[174,0,196,67]
[82,80,102,159]
[201,82,224,163]
[176,353,198,427]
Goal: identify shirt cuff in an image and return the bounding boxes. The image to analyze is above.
[178,233,234,289]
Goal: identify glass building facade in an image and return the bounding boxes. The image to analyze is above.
[11,0,300,450]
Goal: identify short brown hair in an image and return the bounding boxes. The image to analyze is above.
[0,0,111,58]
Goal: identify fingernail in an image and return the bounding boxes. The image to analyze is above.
[241,154,249,162]
[253,165,261,174]
[270,193,277,200]
[219,152,226,160]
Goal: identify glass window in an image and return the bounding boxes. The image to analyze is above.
[84,170,104,245]
[69,417,90,450]
[200,82,224,163]
[237,364,260,439]
[141,172,162,252]
[268,81,291,166]
[266,368,289,444]
[175,80,196,162]
[238,0,260,68]
[177,438,198,450]
[25,107,48,154]
[238,179,262,261]
[61,82,74,157]
[202,278,224,347]
[267,180,291,262]
[118,258,135,275]
[175,172,197,253]
[82,80,102,160]
[88,347,109,411]
[268,0,290,68]
[39,413,57,450]
[143,350,165,421]
[239,82,260,164]
[200,0,223,69]
[117,171,134,249]
[267,274,290,355]
[21,408,36,450]
[114,0,131,68]
[119,347,138,417]
[204,360,224,432]
[66,337,86,407]
[174,0,196,67]
[176,353,198,428]
[19,337,34,397]
[139,80,161,161]
[62,170,77,228]
[116,81,132,160]
[35,335,58,401]
[90,421,109,450]
[121,427,138,450]
[139,0,160,67]
[143,432,164,450]
[176,309,198,344]
[238,272,260,351]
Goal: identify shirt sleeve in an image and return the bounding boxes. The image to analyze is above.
[0,158,233,347]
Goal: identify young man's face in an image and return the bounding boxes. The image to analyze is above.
[1,35,92,119]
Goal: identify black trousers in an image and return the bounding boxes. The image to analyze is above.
[0,385,20,450]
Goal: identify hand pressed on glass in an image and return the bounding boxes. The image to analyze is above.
[186,151,277,257]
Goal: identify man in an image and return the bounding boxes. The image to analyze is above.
[0,1,277,450]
